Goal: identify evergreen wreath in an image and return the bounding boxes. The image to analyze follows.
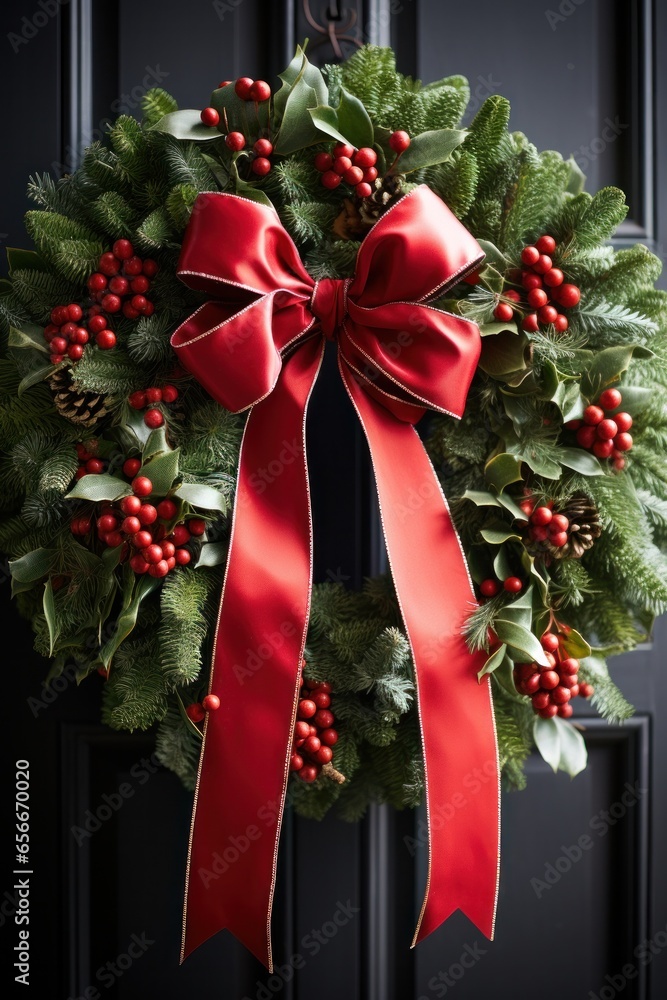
[2,46,666,821]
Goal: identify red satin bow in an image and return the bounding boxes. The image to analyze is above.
[172,185,500,970]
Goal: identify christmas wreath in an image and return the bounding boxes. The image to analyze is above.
[2,44,667,963]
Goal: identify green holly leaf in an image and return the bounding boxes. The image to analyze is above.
[559,626,591,659]
[230,157,273,206]
[336,88,374,148]
[66,473,131,502]
[558,447,605,476]
[139,441,180,497]
[195,542,227,567]
[10,548,56,586]
[581,344,655,400]
[478,643,507,680]
[480,526,523,545]
[478,329,528,377]
[43,578,58,656]
[605,386,652,417]
[154,110,222,142]
[534,716,588,777]
[17,363,59,395]
[476,240,508,272]
[494,619,549,666]
[99,569,160,668]
[551,380,584,422]
[484,453,523,492]
[6,247,49,273]
[176,482,228,514]
[395,128,467,172]
[8,322,50,354]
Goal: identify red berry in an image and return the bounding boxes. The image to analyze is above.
[85,458,104,474]
[101,294,122,314]
[88,314,108,334]
[144,544,163,565]
[549,514,569,533]
[598,388,622,410]
[88,273,107,291]
[298,699,317,719]
[186,703,205,723]
[51,336,68,354]
[51,305,69,325]
[320,728,338,746]
[532,691,551,710]
[576,425,597,449]
[161,385,179,404]
[592,440,613,462]
[290,753,304,772]
[133,530,153,549]
[99,252,121,276]
[527,288,548,309]
[389,130,410,152]
[200,107,220,127]
[614,412,632,433]
[579,683,594,698]
[130,295,148,313]
[583,405,604,426]
[493,302,514,322]
[550,530,569,547]
[355,182,372,198]
[558,283,581,307]
[521,313,539,333]
[531,506,553,526]
[540,670,560,690]
[130,275,150,294]
[108,276,128,296]
[132,476,153,497]
[363,166,378,183]
[128,391,146,409]
[120,495,142,516]
[522,272,542,290]
[353,147,377,168]
[298,765,320,783]
[535,235,557,255]
[121,516,141,535]
[543,268,564,288]
[65,303,83,322]
[174,548,191,565]
[531,525,549,542]
[596,418,618,440]
[218,80,232,89]
[314,151,333,172]
[71,327,89,345]
[251,157,272,176]
[313,691,331,709]
[137,504,157,525]
[560,675,579,690]
[202,694,220,711]
[503,576,522,593]
[124,256,143,275]
[161,541,175,559]
[321,170,342,189]
[480,579,499,597]
[559,658,580,675]
[188,518,206,536]
[533,254,553,274]
[538,304,558,325]
[519,498,535,516]
[557,704,574,718]
[541,633,560,652]
[303,735,321,755]
[249,80,271,102]
[225,131,245,150]
[157,499,177,520]
[343,165,364,186]
[113,239,134,260]
[552,686,572,705]
[98,514,118,533]
[144,408,164,429]
[123,458,141,478]
[129,554,149,574]
[524,674,541,695]
[314,746,333,765]
[254,138,273,157]
[314,709,335,729]
[294,720,310,741]
[554,313,569,332]
[149,559,170,578]
[171,525,190,546]
[538,704,559,718]
[333,142,355,159]
[614,432,633,452]
[234,77,254,100]
[521,246,540,266]
[333,156,352,175]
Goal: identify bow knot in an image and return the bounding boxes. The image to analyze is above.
[310,278,350,341]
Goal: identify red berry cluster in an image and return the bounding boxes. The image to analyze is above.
[290,672,339,783]
[43,302,93,364]
[565,388,632,469]
[519,498,570,550]
[200,78,274,176]
[74,440,104,480]
[493,235,581,333]
[479,575,523,597]
[71,474,206,577]
[186,693,221,724]
[513,631,594,718]
[88,240,157,320]
[314,142,378,199]
[128,384,179,429]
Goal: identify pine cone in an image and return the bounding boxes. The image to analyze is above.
[547,492,602,559]
[358,173,406,226]
[48,368,108,428]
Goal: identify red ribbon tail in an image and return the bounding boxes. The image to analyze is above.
[182,337,324,970]
[340,362,500,948]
